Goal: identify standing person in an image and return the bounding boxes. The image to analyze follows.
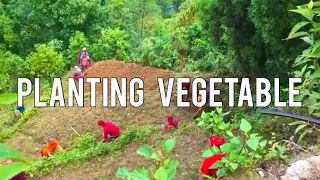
[80,54,92,71]
[161,115,179,132]
[78,47,89,66]
[97,120,121,142]
[15,101,26,115]
[40,137,64,157]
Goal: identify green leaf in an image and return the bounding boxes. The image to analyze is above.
[301,64,308,75]
[237,155,246,164]
[240,119,252,133]
[166,166,178,180]
[216,167,227,178]
[210,161,223,169]
[298,128,310,143]
[308,0,314,9]
[136,145,153,158]
[216,108,222,114]
[128,168,150,180]
[259,140,267,148]
[284,31,309,40]
[295,124,309,134]
[220,143,232,152]
[230,163,239,172]
[294,93,306,102]
[218,123,226,130]
[167,159,179,170]
[163,137,176,154]
[201,112,209,119]
[151,153,160,161]
[202,149,214,157]
[312,112,320,117]
[293,58,314,67]
[197,121,205,126]
[309,69,320,80]
[289,7,315,21]
[230,137,242,146]
[116,168,129,178]
[289,121,308,126]
[304,49,320,57]
[0,162,31,180]
[285,21,310,40]
[246,138,260,151]
[154,167,167,180]
[0,144,28,163]
[211,146,221,154]
[226,130,233,137]
[0,93,17,105]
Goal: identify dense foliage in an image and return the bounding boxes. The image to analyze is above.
[0,0,313,93]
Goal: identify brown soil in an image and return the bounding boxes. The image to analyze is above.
[3,60,261,180]
[83,60,174,93]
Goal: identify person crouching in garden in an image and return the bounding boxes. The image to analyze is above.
[161,115,179,133]
[15,101,26,115]
[97,120,121,142]
[73,66,84,82]
[198,134,226,180]
[40,137,64,157]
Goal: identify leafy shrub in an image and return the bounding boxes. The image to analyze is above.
[196,109,287,179]
[0,51,27,93]
[91,28,130,61]
[137,34,179,69]
[117,137,179,180]
[26,44,65,80]
[282,0,320,118]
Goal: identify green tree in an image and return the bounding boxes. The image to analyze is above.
[0,51,26,93]
[91,28,130,61]
[26,44,65,79]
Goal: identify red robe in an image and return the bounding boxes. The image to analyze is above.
[200,154,226,178]
[98,120,120,141]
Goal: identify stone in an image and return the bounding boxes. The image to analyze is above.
[280,155,320,180]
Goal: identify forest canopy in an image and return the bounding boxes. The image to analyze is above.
[0,0,312,93]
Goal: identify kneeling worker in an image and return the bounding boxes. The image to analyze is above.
[97,120,121,142]
[41,137,64,157]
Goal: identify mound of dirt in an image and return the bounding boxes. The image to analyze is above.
[83,60,174,94]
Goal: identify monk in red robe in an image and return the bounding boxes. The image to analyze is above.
[161,115,179,132]
[97,120,121,142]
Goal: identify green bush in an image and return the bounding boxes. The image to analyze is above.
[0,51,27,93]
[136,26,179,69]
[26,44,65,80]
[91,28,130,61]
[67,31,90,66]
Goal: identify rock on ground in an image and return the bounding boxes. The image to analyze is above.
[280,155,320,180]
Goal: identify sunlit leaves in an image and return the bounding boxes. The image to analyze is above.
[284,21,310,40]
[0,93,17,104]
[240,119,252,133]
